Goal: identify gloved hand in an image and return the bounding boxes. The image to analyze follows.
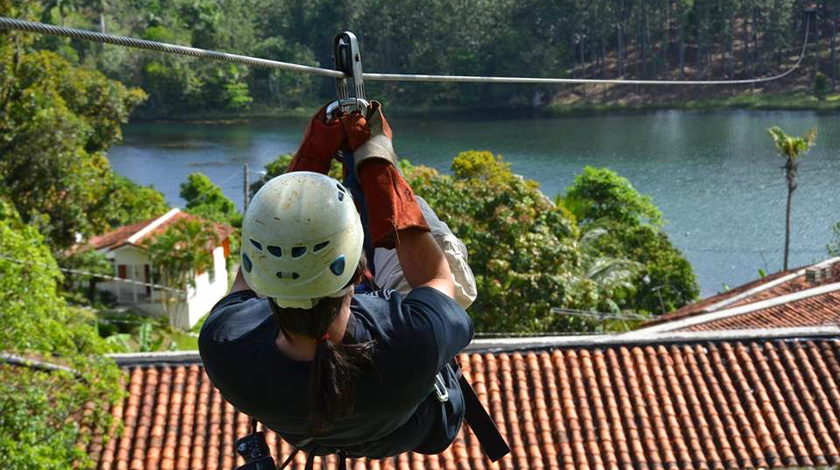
[340,102,429,249]
[287,104,345,174]
[340,101,398,175]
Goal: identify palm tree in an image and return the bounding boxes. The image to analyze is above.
[768,126,817,270]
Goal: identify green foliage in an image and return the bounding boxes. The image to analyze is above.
[814,72,830,101]
[561,167,698,314]
[29,0,820,115]
[105,175,170,227]
[583,222,699,314]
[180,172,239,225]
[562,166,662,227]
[59,248,112,304]
[0,199,122,470]
[768,126,817,160]
[145,217,220,293]
[0,27,147,250]
[828,222,840,256]
[406,154,697,331]
[768,125,817,270]
[402,151,681,333]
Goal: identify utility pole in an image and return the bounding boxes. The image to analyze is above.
[243,163,250,212]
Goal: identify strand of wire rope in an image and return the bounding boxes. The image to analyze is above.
[0,253,185,293]
[0,16,343,78]
[0,15,809,86]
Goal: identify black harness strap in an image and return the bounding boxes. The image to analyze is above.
[452,360,510,462]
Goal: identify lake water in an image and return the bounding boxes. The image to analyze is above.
[110,110,840,296]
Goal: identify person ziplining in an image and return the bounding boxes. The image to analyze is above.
[0,17,814,470]
[198,33,508,470]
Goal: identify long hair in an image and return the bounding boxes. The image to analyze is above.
[269,260,374,433]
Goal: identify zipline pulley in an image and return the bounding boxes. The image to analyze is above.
[328,31,368,120]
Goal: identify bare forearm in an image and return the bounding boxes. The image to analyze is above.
[395,228,455,299]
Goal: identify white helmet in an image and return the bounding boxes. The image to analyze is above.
[240,172,364,309]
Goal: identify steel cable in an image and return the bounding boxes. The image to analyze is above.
[0,17,343,78]
[1,15,810,86]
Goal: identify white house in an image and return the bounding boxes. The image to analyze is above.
[86,208,234,330]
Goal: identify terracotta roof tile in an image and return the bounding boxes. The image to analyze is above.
[85,211,234,253]
[644,260,840,330]
[91,338,840,470]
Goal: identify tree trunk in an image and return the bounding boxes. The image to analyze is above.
[642,3,649,77]
[743,8,752,79]
[832,19,837,91]
[618,24,624,76]
[815,2,822,77]
[784,184,793,271]
[601,37,607,78]
[728,6,735,78]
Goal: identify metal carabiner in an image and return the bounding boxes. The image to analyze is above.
[433,372,449,403]
[327,31,366,121]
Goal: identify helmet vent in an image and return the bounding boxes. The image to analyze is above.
[337,191,345,202]
[267,245,283,257]
[291,246,307,258]
[330,256,346,276]
[336,183,347,193]
[242,253,252,273]
[313,241,329,252]
[275,271,300,280]
[250,239,263,251]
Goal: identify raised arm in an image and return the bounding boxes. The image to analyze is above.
[343,102,456,300]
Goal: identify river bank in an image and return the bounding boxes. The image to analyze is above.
[130,90,840,123]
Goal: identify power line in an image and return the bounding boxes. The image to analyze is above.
[0,253,185,293]
[181,167,242,208]
[0,16,810,87]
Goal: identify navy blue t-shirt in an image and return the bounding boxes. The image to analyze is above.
[198,287,474,458]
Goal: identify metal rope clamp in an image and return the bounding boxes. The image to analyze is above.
[327,31,369,121]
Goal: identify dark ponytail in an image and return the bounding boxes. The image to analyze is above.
[269,261,374,432]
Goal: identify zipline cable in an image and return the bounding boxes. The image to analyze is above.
[0,17,343,78]
[0,15,810,87]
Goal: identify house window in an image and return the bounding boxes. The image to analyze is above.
[118,264,127,279]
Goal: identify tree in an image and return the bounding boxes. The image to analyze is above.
[768,126,817,270]
[405,151,594,333]
[560,166,698,314]
[0,7,147,250]
[0,199,122,469]
[814,71,830,101]
[105,175,170,227]
[59,247,112,304]
[562,166,662,227]
[828,221,840,256]
[180,172,239,225]
[144,218,220,316]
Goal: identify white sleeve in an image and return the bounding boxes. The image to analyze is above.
[372,196,477,309]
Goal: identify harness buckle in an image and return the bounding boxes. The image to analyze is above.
[433,372,449,403]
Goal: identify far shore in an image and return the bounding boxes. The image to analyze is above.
[130,91,840,123]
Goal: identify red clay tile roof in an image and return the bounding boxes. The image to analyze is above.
[641,259,840,331]
[89,334,840,470]
[683,291,840,331]
[86,210,234,253]
[86,218,156,251]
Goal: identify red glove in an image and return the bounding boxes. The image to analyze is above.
[287,104,345,174]
[340,102,429,249]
